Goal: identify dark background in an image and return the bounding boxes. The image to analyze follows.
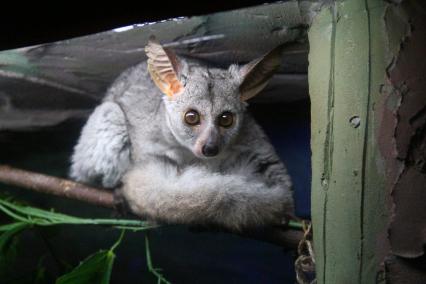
[0,1,268,51]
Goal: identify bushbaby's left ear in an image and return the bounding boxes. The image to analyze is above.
[239,45,284,101]
[145,36,184,98]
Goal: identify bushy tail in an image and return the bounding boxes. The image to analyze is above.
[121,161,293,231]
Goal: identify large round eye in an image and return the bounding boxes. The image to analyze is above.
[184,109,200,126]
[218,112,234,128]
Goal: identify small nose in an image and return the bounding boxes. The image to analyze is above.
[202,144,219,157]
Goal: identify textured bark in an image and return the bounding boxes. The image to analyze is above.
[309,0,426,283]
[386,1,426,258]
[0,165,114,208]
[381,1,426,282]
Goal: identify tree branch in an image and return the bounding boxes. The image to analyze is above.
[0,164,304,248]
[0,165,113,208]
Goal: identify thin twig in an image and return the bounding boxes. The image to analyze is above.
[0,164,304,248]
[145,233,171,284]
[0,165,113,208]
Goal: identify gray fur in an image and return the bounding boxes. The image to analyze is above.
[70,102,130,188]
[70,43,294,230]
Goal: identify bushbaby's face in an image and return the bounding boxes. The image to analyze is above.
[164,65,246,158]
[145,36,283,158]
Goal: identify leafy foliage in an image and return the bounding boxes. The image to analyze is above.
[0,198,157,230]
[0,222,29,279]
[0,197,170,284]
[56,231,124,284]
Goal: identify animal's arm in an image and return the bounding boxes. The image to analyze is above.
[231,113,290,179]
[70,102,130,188]
[238,117,294,199]
[120,153,293,231]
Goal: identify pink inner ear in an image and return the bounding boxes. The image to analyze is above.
[168,74,184,96]
[145,37,184,97]
[149,69,184,97]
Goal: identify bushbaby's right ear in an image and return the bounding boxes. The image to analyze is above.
[145,36,184,98]
[239,45,284,101]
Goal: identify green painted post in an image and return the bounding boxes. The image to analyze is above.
[308,0,409,283]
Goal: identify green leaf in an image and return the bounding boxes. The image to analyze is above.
[55,231,124,284]
[0,222,29,257]
[0,198,158,231]
[55,250,115,284]
[0,222,29,279]
[0,222,29,247]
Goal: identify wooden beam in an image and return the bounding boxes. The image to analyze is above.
[308,0,407,282]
